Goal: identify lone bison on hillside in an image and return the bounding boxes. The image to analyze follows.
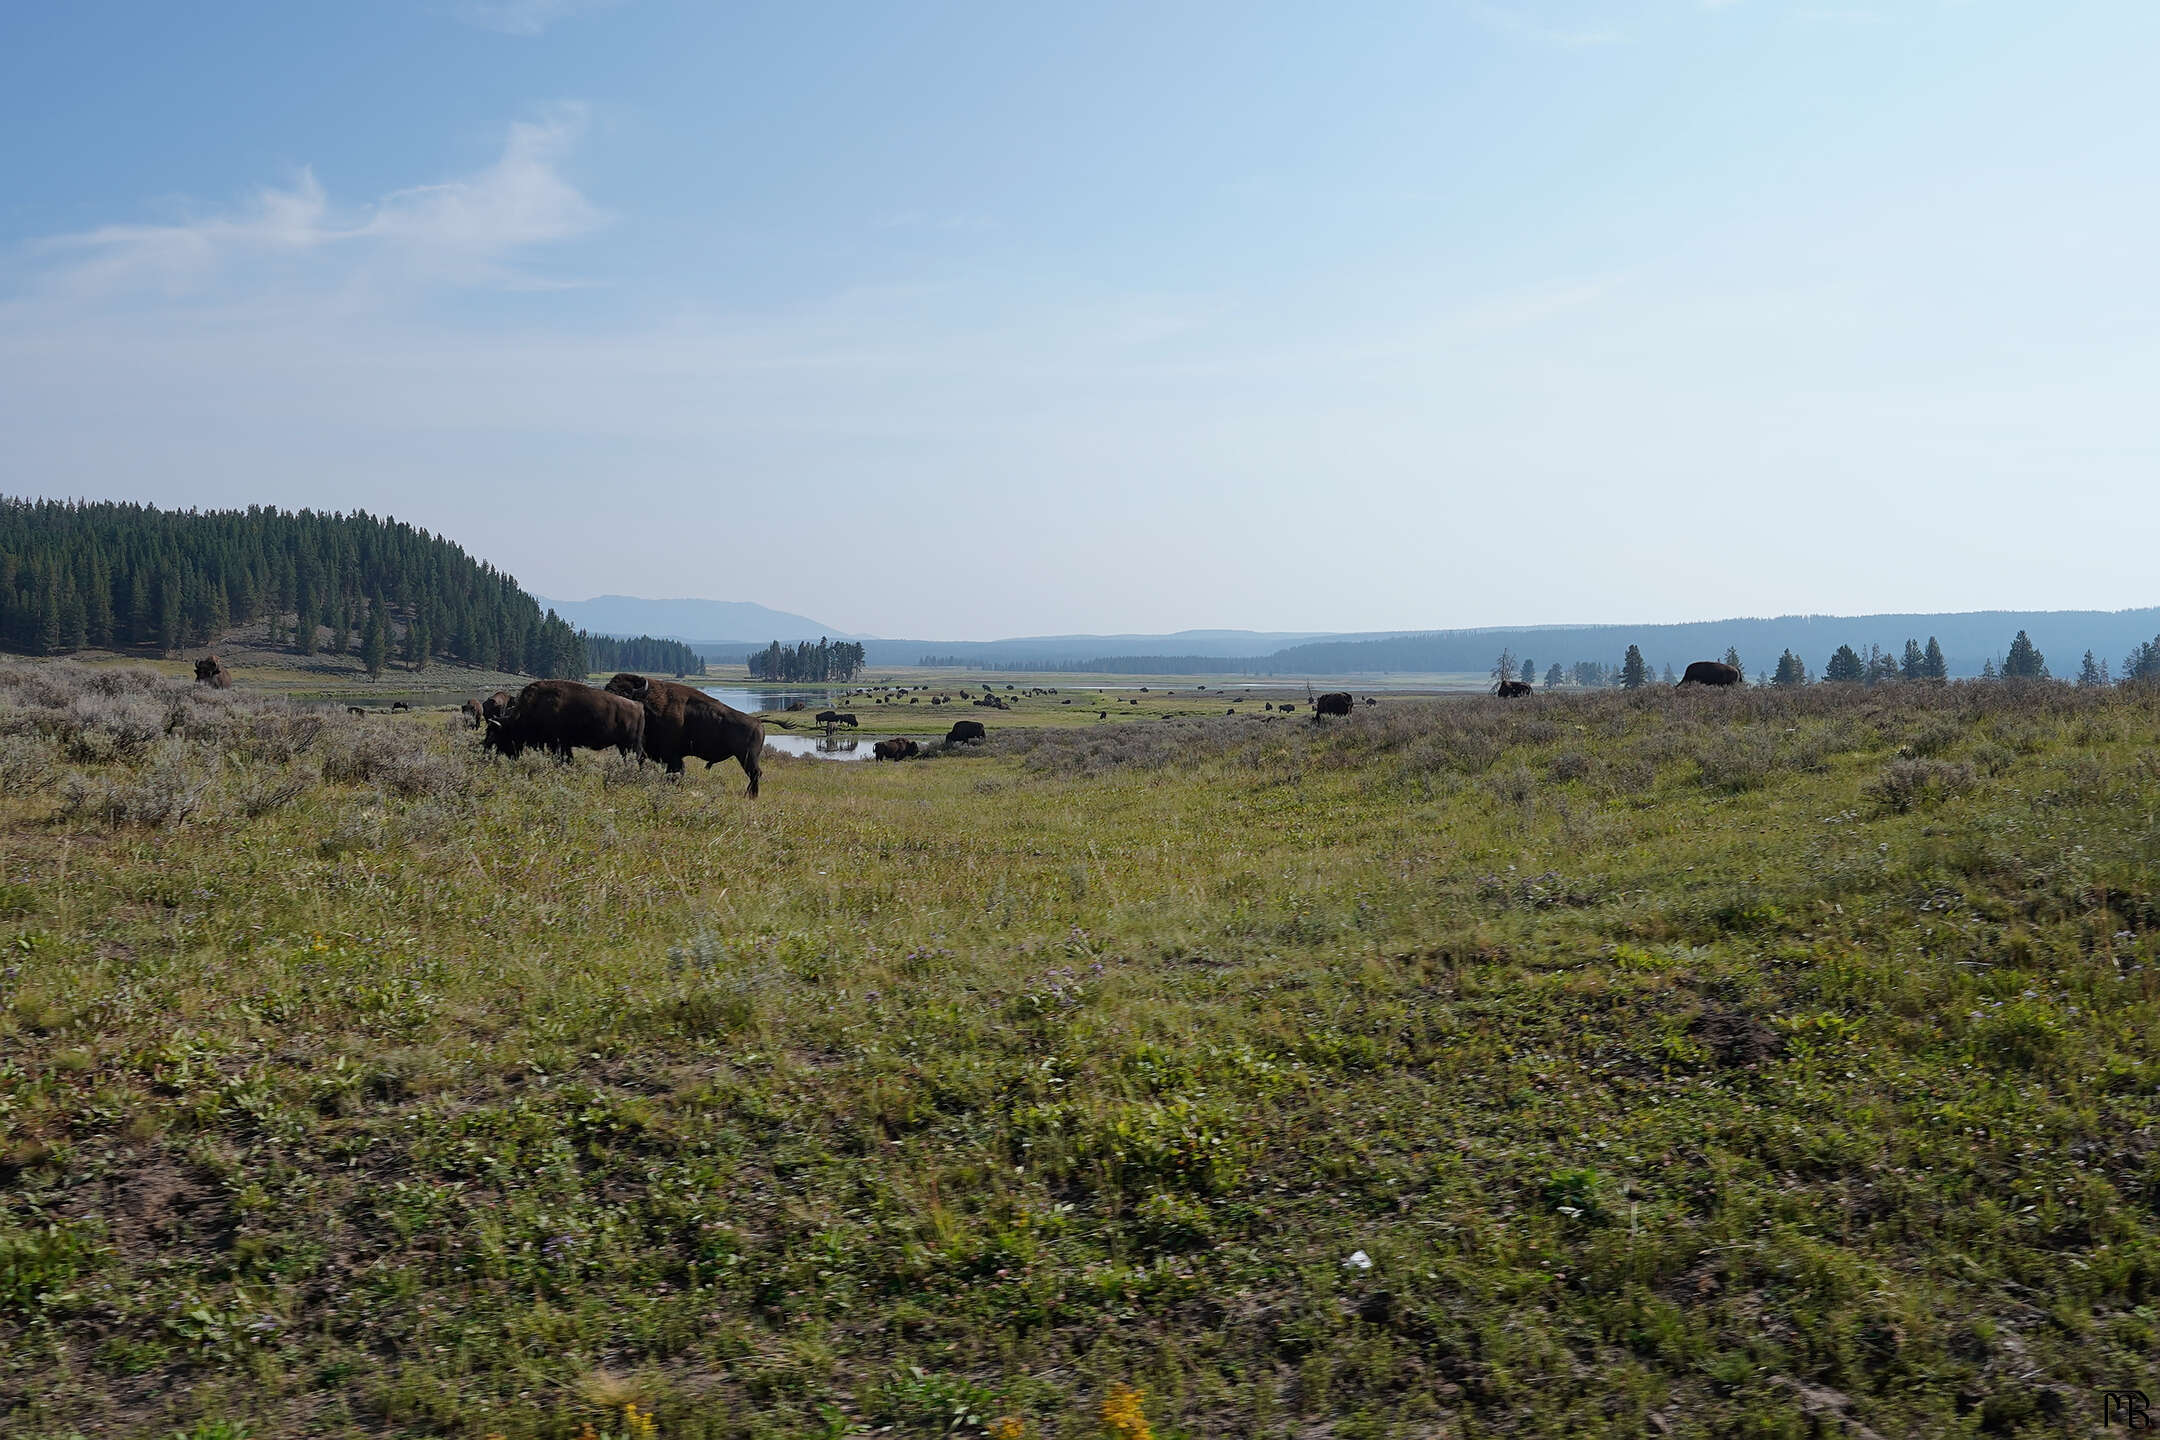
[1314,692,1354,718]
[873,737,919,762]
[946,719,987,745]
[605,673,763,796]
[1495,680,1533,698]
[193,655,232,689]
[1679,661,1742,687]
[484,680,644,762]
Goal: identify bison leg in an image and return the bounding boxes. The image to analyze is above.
[742,750,761,798]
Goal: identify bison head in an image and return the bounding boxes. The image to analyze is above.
[604,673,651,702]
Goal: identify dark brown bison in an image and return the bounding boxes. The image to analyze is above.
[945,719,987,745]
[391,701,410,712]
[873,737,919,762]
[1679,661,1742,687]
[484,680,645,762]
[193,655,232,689]
[1494,680,1532,698]
[462,690,512,728]
[1314,692,1354,718]
[347,706,367,716]
[605,673,763,795]
[815,710,859,727]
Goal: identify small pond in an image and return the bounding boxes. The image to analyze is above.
[763,734,937,763]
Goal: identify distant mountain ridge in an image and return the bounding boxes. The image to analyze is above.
[535,595,867,644]
[542,592,2160,680]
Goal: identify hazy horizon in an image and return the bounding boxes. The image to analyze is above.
[6,3,2156,642]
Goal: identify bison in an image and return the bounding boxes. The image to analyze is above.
[1679,661,1742,687]
[1314,692,1354,718]
[1494,680,1532,698]
[873,737,919,762]
[193,655,232,689]
[484,680,645,762]
[815,710,859,727]
[604,673,763,795]
[945,719,987,745]
[463,690,512,728]
[391,701,411,712]
[346,706,367,717]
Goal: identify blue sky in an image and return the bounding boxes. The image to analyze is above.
[3,1,2155,640]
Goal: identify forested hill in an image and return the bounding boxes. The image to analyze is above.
[0,497,594,675]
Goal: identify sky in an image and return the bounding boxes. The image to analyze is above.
[2,1,2155,641]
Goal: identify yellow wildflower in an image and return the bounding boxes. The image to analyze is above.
[1100,1383,1152,1440]
[623,1402,658,1440]
[990,1417,1027,1440]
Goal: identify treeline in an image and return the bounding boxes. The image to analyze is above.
[1525,629,2160,690]
[748,637,866,682]
[581,632,704,677]
[0,496,585,677]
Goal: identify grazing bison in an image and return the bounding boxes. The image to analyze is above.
[1314,692,1354,718]
[1679,661,1742,687]
[463,689,513,728]
[193,655,232,689]
[945,719,987,745]
[873,737,919,762]
[347,706,367,716]
[484,680,645,762]
[1494,680,1532,698]
[604,673,763,795]
[391,701,411,712]
[815,710,859,727]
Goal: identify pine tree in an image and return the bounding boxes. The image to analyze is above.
[2078,650,2104,687]
[1923,636,1947,680]
[409,620,430,672]
[361,606,389,680]
[1723,646,1742,672]
[1544,662,1564,689]
[332,601,351,657]
[1520,659,1534,685]
[1900,639,1925,680]
[1772,650,1807,687]
[1620,645,1648,690]
[85,555,114,646]
[1981,658,1999,680]
[1824,645,1865,683]
[2002,630,2047,680]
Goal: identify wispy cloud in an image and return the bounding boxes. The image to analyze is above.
[22,109,603,299]
[449,0,622,37]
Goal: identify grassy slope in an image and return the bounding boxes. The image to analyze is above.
[4,663,2160,1438]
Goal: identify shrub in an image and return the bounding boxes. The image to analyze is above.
[1868,758,1975,813]
[60,742,210,827]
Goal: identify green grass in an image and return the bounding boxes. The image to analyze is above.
[4,661,2160,1438]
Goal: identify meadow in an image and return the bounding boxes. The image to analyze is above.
[4,659,2159,1438]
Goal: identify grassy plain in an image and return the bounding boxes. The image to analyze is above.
[4,660,2160,1438]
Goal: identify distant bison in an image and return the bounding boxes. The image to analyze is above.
[816,710,859,727]
[605,673,763,795]
[484,680,644,763]
[873,737,919,762]
[391,701,410,712]
[347,706,367,717]
[1679,661,1742,687]
[946,719,987,745]
[1494,680,1532,698]
[1314,692,1354,718]
[193,655,232,689]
